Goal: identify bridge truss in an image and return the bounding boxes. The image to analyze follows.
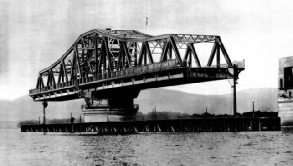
[29,29,245,121]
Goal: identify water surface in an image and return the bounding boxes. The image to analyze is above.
[0,129,293,165]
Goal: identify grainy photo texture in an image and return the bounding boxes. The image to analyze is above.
[0,0,293,165]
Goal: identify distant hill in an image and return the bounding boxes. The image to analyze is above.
[0,88,278,127]
[137,88,278,115]
[230,88,278,113]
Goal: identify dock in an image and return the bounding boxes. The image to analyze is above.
[21,117,281,134]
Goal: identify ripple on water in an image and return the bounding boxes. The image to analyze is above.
[1,130,293,165]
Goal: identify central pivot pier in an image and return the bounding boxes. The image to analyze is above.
[81,89,140,122]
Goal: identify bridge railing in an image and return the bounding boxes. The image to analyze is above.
[29,59,179,95]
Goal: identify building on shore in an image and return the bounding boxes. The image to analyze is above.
[278,56,293,124]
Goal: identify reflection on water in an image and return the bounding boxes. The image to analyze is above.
[0,129,293,166]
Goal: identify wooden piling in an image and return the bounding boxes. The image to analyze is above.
[21,117,281,134]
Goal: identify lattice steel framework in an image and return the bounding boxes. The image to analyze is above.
[34,29,233,91]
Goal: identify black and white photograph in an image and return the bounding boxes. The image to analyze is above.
[0,0,293,165]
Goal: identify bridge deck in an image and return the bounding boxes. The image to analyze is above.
[30,59,242,101]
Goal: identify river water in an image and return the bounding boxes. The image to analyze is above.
[0,129,293,166]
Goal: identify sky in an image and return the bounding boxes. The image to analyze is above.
[1,0,293,100]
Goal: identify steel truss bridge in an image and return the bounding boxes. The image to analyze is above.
[29,29,245,120]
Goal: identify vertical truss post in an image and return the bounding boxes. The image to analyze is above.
[75,47,82,78]
[216,43,220,68]
[81,40,85,78]
[216,37,232,66]
[47,70,55,87]
[143,43,147,65]
[189,43,201,68]
[145,42,154,64]
[94,35,99,76]
[168,42,172,59]
[99,39,105,73]
[138,42,148,65]
[183,46,190,67]
[46,71,50,87]
[120,43,125,68]
[103,37,113,72]
[62,59,68,83]
[134,42,137,66]
[122,46,126,68]
[160,42,168,62]
[97,39,103,74]
[57,63,63,84]
[117,45,122,70]
[101,37,107,72]
[71,48,77,81]
[169,36,182,66]
[40,74,44,88]
[122,42,132,67]
[207,43,217,66]
[188,53,192,67]
[51,69,56,86]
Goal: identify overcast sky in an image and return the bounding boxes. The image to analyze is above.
[1,0,293,100]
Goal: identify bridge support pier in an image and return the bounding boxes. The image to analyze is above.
[42,101,48,124]
[232,78,237,116]
[230,64,238,116]
[81,89,140,122]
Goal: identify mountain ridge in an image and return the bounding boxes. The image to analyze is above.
[0,88,278,122]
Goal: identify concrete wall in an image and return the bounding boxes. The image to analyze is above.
[82,108,135,122]
[278,98,293,123]
[278,56,293,124]
[84,114,124,122]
